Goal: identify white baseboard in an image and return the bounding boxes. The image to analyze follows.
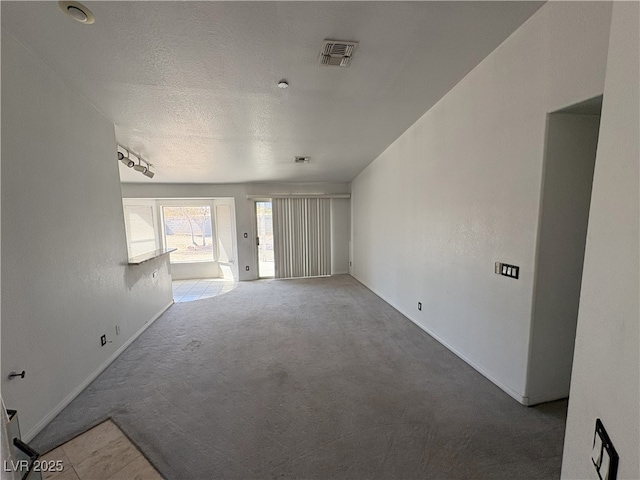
[23,301,174,443]
[352,274,528,405]
[523,389,569,406]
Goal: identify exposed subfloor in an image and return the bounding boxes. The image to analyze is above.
[34,275,568,479]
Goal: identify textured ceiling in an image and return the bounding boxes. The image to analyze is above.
[2,1,544,184]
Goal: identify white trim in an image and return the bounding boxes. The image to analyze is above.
[353,275,528,405]
[523,389,569,406]
[22,301,174,443]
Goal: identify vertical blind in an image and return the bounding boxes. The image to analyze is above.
[272,198,331,278]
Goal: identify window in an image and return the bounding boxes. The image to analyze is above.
[161,205,214,263]
[123,204,158,258]
[122,198,236,270]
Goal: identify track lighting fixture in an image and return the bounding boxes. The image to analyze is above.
[117,145,155,179]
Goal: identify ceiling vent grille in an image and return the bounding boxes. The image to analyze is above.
[319,40,358,67]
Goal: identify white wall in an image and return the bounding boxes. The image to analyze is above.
[121,183,350,280]
[170,262,221,281]
[527,113,600,404]
[331,199,350,275]
[1,32,173,439]
[562,3,639,479]
[350,2,612,403]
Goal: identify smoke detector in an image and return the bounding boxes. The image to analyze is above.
[319,40,358,67]
[293,156,311,164]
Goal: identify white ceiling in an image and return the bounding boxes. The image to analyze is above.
[2,1,544,184]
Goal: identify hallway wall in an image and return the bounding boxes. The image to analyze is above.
[350,2,612,402]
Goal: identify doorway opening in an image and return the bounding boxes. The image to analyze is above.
[256,201,274,278]
[526,96,602,405]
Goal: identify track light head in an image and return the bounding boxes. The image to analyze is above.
[133,163,148,174]
[118,151,136,168]
[143,169,155,178]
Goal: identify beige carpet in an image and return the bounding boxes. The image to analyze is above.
[34,275,567,479]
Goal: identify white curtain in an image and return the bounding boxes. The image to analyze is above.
[272,198,331,278]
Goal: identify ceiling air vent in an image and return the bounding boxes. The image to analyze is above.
[293,156,311,164]
[319,40,358,67]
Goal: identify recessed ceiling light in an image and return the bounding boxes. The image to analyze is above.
[58,1,95,24]
[278,80,289,89]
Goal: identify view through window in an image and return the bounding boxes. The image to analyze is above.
[162,206,214,263]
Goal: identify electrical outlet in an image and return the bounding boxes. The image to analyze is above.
[152,270,157,278]
[418,302,422,311]
[115,325,120,336]
[100,335,107,346]
[349,261,352,266]
[245,266,250,271]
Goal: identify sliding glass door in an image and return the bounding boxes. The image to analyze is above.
[271,198,331,278]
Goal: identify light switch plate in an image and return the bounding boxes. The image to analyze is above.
[495,262,519,279]
[591,433,603,467]
[592,419,618,480]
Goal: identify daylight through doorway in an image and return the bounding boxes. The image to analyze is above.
[256,201,274,278]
